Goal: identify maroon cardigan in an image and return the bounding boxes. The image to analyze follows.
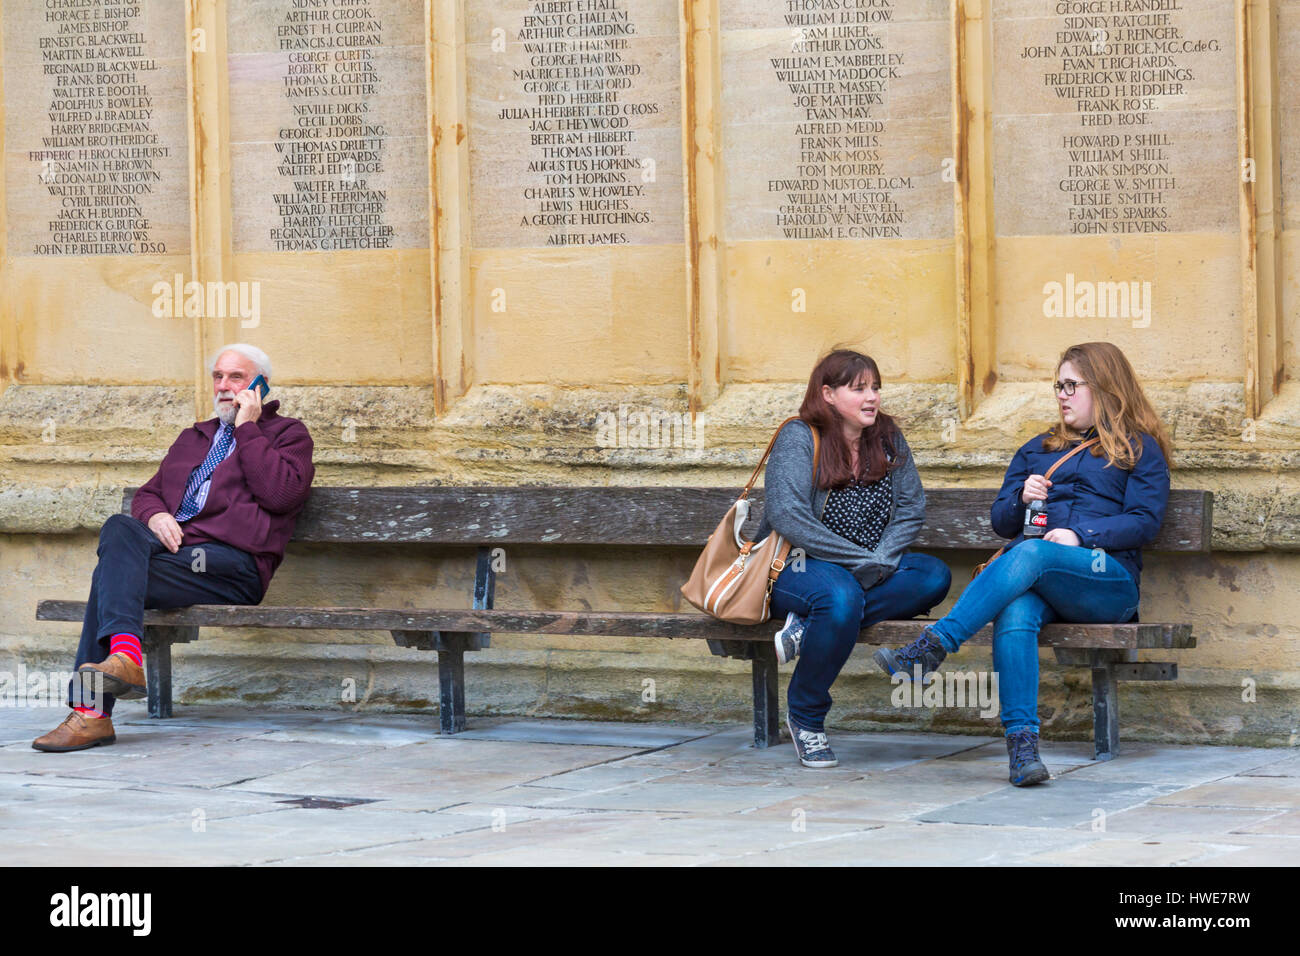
[131,400,315,598]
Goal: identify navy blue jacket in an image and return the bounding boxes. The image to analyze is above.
[990,426,1170,592]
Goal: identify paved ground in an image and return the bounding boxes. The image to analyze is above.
[2,705,1297,865]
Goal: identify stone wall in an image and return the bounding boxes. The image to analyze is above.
[2,1,1299,745]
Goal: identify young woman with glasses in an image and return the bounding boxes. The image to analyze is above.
[873,342,1172,786]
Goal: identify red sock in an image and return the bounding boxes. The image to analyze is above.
[109,633,142,666]
[73,706,106,719]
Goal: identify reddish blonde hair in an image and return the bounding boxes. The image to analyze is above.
[1044,342,1173,469]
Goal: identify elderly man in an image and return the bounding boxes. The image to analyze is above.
[33,344,315,752]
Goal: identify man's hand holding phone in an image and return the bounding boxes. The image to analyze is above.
[234,374,268,428]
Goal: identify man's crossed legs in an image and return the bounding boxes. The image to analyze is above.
[33,513,263,752]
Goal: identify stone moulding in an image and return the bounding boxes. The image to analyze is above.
[1,381,1298,546]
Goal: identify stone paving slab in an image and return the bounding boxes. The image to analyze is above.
[1069,804,1285,838]
[600,726,764,769]
[1,709,1297,865]
[1241,754,1300,778]
[0,781,291,841]
[219,741,645,806]
[1063,745,1282,786]
[3,808,490,867]
[255,724,436,748]
[484,780,812,814]
[451,719,716,749]
[1028,839,1247,867]
[1,741,139,777]
[524,812,885,860]
[526,762,686,792]
[0,775,140,801]
[747,771,1018,824]
[938,737,1101,769]
[1183,834,1300,866]
[1150,776,1300,810]
[320,810,665,863]
[711,821,1101,866]
[1230,809,1300,835]
[431,847,712,867]
[919,779,1185,828]
[90,739,386,789]
[737,731,997,772]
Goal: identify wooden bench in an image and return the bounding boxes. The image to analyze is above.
[37,485,1210,760]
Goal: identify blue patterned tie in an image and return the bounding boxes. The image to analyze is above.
[175,422,234,522]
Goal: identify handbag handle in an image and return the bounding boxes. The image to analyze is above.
[741,416,820,499]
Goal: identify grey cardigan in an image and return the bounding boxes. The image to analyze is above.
[754,418,926,589]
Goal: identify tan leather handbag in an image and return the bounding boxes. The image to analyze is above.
[681,417,820,625]
[972,436,1100,578]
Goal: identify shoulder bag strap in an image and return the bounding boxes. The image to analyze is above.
[734,416,821,581]
[767,421,820,578]
[971,435,1101,579]
[742,415,819,497]
[1043,436,1100,481]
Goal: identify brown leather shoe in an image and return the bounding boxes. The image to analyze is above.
[77,651,146,700]
[32,711,116,752]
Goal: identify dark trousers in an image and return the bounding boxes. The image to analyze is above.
[770,552,953,731]
[69,513,263,715]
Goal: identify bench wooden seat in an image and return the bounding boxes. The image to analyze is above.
[37,485,1211,760]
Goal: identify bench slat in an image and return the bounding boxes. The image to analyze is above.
[921,488,1211,552]
[36,600,1197,649]
[120,486,1212,551]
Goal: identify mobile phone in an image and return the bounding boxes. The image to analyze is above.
[249,375,270,400]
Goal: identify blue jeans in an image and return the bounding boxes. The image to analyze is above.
[927,539,1139,736]
[770,553,952,731]
[68,513,264,715]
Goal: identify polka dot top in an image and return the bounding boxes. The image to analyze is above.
[821,469,893,551]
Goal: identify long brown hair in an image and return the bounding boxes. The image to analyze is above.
[1043,342,1173,469]
[798,349,903,488]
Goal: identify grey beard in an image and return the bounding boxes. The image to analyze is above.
[214,402,238,426]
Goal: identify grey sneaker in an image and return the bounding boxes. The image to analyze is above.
[774,612,807,665]
[786,715,838,768]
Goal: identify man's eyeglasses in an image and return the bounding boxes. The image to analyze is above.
[1053,380,1087,397]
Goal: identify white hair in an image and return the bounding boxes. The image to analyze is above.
[208,343,272,381]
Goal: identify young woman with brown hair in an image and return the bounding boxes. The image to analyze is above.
[755,349,951,767]
[874,342,1172,786]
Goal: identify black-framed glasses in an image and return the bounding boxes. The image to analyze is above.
[1053,380,1087,397]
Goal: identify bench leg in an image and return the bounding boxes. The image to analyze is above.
[473,546,496,649]
[751,642,780,748]
[142,625,198,719]
[144,629,172,718]
[1091,663,1120,761]
[438,646,467,734]
[430,550,496,735]
[434,632,486,735]
[392,629,476,734]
